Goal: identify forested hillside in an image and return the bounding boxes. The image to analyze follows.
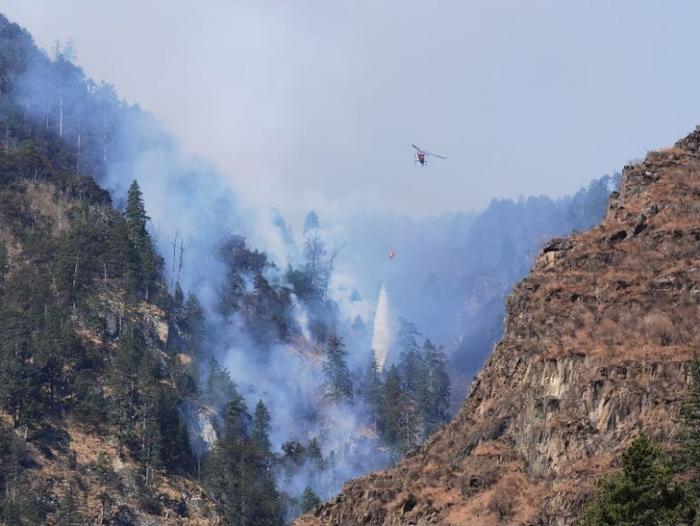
[0,14,292,524]
[0,12,625,525]
[0,14,454,524]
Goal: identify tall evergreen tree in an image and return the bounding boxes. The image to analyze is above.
[379,365,418,454]
[323,334,353,402]
[421,340,451,437]
[306,437,326,471]
[251,400,273,463]
[205,396,248,525]
[123,180,161,300]
[205,395,283,526]
[361,349,383,425]
[124,180,149,245]
[246,400,283,525]
[203,358,238,411]
[183,293,205,356]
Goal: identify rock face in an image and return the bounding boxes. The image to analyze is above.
[296,127,700,526]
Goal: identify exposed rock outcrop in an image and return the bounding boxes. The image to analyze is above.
[297,126,700,526]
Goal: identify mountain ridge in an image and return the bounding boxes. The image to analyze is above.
[296,126,700,525]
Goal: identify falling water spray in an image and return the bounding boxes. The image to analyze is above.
[371,283,391,370]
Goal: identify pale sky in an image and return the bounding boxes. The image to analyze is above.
[3,1,699,222]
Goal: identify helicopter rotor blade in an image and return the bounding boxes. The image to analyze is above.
[410,144,421,152]
[424,151,446,159]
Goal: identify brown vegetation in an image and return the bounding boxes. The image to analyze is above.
[296,127,700,525]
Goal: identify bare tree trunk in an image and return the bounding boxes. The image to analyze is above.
[177,241,185,285]
[103,113,109,163]
[171,232,178,292]
[59,94,64,137]
[44,97,49,131]
[72,254,80,291]
[76,132,81,174]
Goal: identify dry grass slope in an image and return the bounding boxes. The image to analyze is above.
[296,126,700,526]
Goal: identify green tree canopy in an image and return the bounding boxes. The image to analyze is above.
[579,434,693,526]
[300,487,321,514]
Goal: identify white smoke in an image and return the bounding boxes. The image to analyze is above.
[371,283,391,370]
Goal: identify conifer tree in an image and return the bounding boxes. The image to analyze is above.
[306,437,325,470]
[205,396,248,524]
[579,434,693,526]
[203,358,238,411]
[323,333,353,402]
[300,487,321,514]
[183,293,205,356]
[361,349,383,425]
[124,180,149,245]
[677,357,700,501]
[251,400,273,463]
[205,395,283,526]
[421,340,451,437]
[380,365,418,454]
[123,180,162,300]
[246,400,283,525]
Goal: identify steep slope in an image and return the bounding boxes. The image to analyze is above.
[0,177,219,524]
[297,126,700,526]
[0,28,220,517]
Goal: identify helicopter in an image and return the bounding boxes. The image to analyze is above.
[411,144,446,166]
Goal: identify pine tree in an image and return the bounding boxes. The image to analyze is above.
[251,400,273,463]
[579,434,693,526]
[205,395,283,526]
[421,340,451,437]
[379,365,418,454]
[361,349,383,425]
[323,334,353,402]
[203,358,238,411]
[183,293,205,356]
[300,487,321,514]
[123,180,162,300]
[246,400,283,525]
[677,357,700,500]
[205,396,248,525]
[397,318,421,355]
[305,437,326,471]
[124,180,149,245]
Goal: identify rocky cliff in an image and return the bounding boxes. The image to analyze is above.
[297,127,700,526]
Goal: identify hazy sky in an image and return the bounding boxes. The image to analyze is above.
[3,1,699,222]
